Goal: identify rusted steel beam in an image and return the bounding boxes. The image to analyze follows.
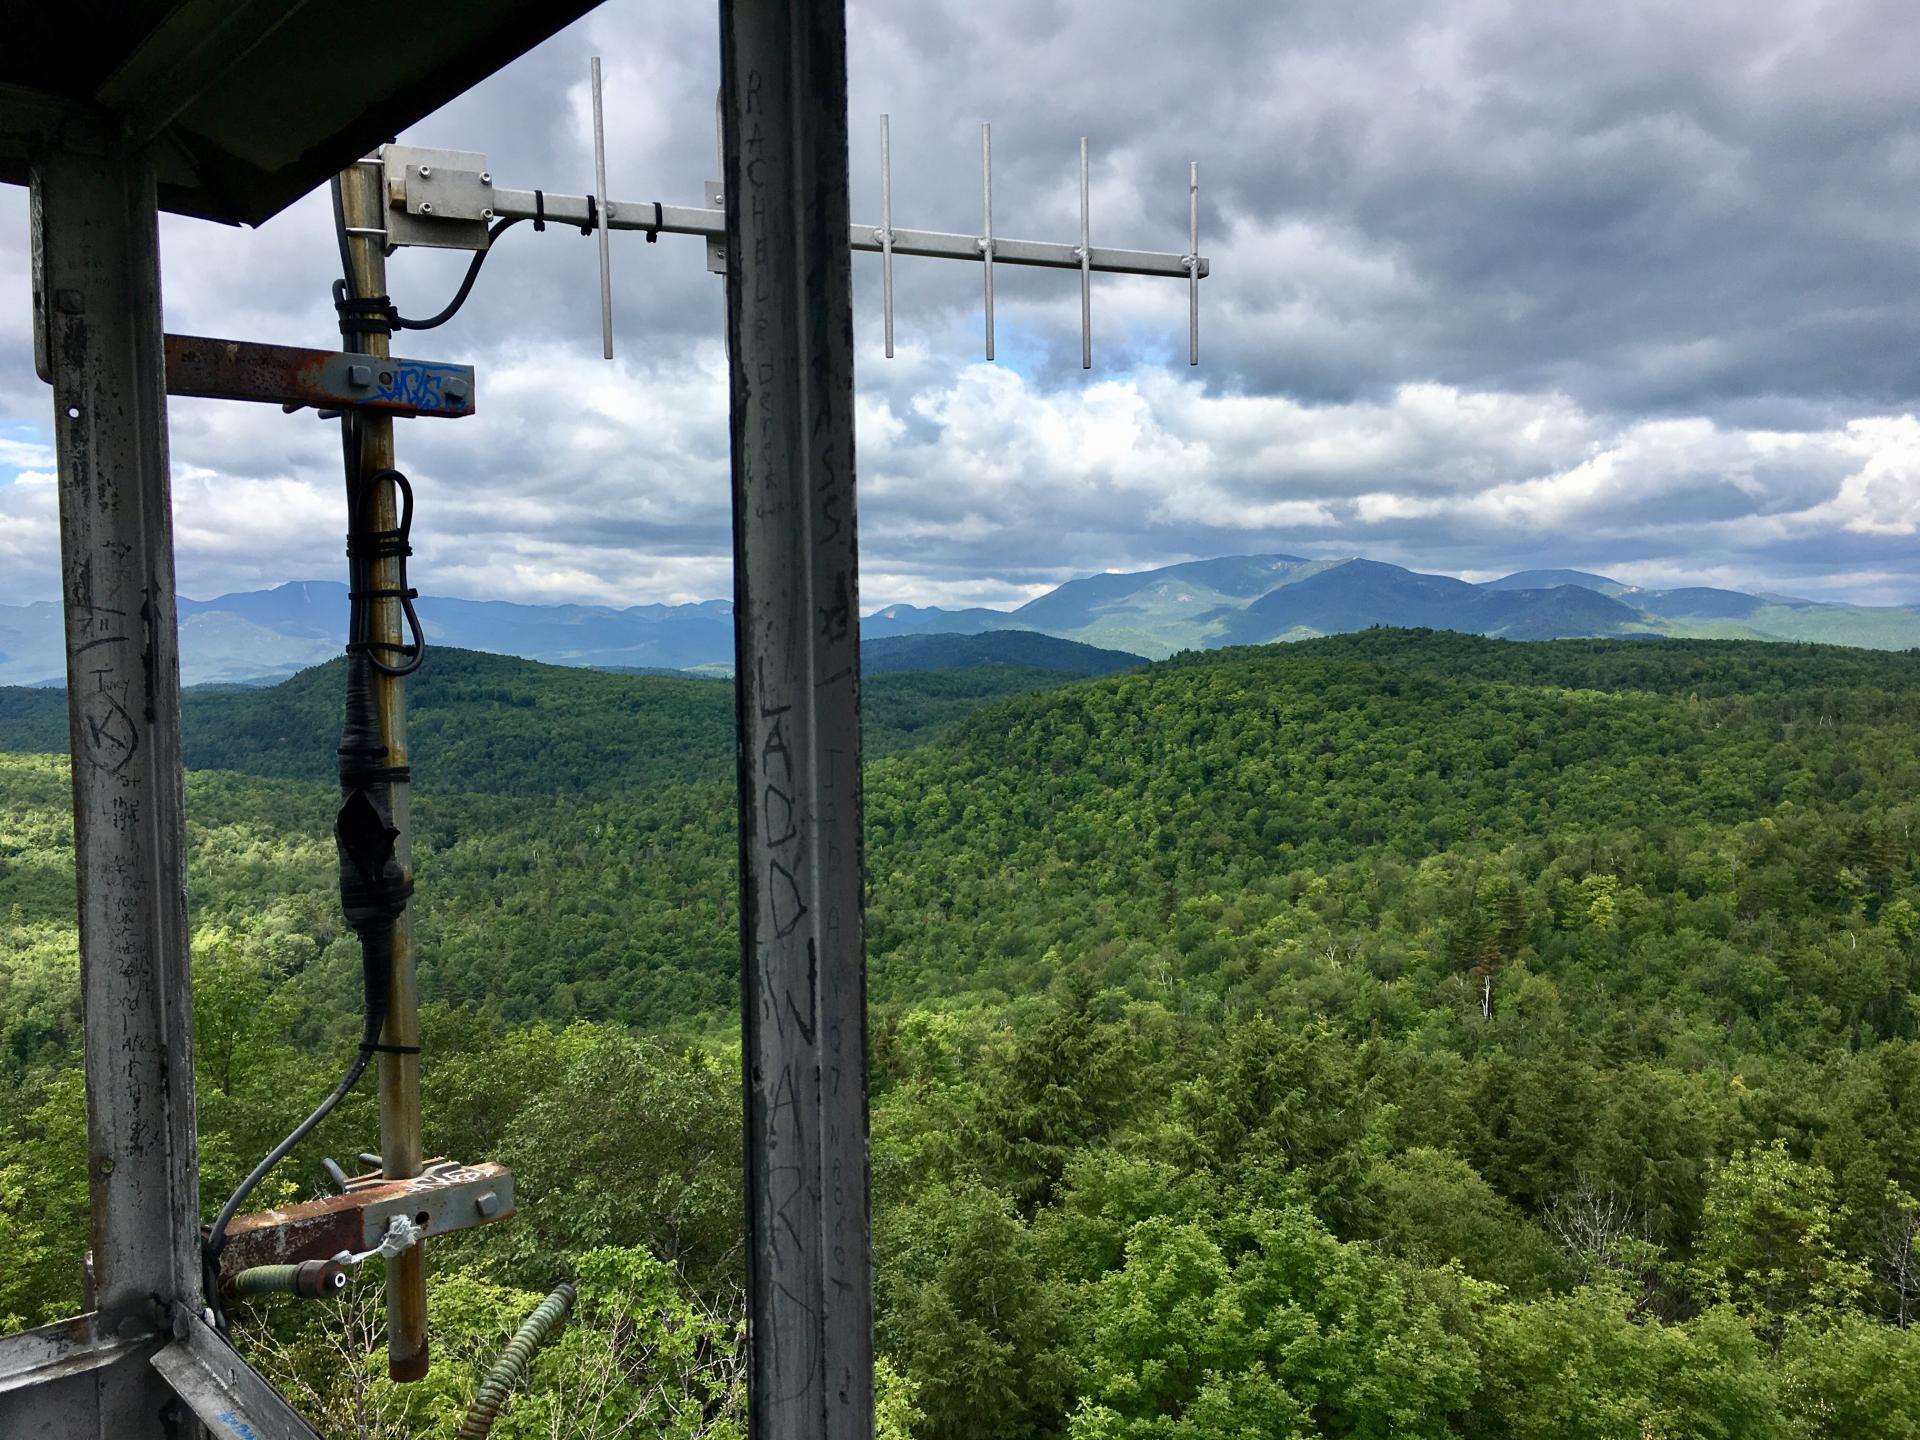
[163,333,475,416]
[215,1161,513,1276]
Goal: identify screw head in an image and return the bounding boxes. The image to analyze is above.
[479,171,491,184]
[482,207,494,219]
[475,1191,502,1219]
[420,202,433,214]
[418,165,431,178]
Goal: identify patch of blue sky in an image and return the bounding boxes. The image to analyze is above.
[0,422,55,488]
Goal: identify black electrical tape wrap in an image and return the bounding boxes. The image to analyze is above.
[334,287,398,341]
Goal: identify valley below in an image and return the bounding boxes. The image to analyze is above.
[2,631,1917,1436]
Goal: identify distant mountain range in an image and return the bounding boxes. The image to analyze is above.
[869,555,1920,658]
[3,556,1916,687]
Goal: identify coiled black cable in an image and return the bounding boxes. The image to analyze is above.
[346,460,426,678]
[393,218,522,332]
[330,171,523,333]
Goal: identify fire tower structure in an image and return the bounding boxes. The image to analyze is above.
[0,2,1209,1436]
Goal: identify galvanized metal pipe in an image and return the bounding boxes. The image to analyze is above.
[338,159,429,1384]
[719,1,874,1435]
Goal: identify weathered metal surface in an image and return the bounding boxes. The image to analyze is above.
[216,1161,514,1275]
[339,157,431,1384]
[0,1313,146,1397]
[719,3,875,1437]
[151,1315,322,1440]
[164,333,476,416]
[10,133,202,1440]
[381,144,496,252]
[32,134,201,1339]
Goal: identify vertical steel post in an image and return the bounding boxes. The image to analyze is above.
[718,2,873,1437]
[337,159,429,1384]
[27,137,200,1426]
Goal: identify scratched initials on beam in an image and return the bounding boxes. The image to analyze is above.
[720,3,874,1437]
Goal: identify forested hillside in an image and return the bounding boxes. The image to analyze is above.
[0,646,1118,789]
[3,632,1917,1436]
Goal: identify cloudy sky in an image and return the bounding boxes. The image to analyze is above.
[4,0,1920,611]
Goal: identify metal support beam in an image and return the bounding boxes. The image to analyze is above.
[338,159,431,1384]
[719,2,873,1438]
[151,1316,322,1440]
[163,334,475,417]
[6,136,200,1437]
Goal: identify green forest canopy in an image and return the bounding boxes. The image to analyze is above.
[2,630,1918,1437]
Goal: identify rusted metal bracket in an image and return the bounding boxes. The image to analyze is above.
[163,333,475,417]
[213,1159,513,1279]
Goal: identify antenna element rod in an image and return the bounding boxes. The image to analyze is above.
[881,114,895,358]
[591,57,614,359]
[981,123,995,361]
[1188,160,1200,366]
[1078,136,1091,369]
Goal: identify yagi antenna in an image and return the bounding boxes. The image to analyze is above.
[372,57,1210,366]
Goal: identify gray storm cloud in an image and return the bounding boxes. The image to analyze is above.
[1,0,1916,608]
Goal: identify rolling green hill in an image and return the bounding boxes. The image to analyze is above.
[0,645,1120,792]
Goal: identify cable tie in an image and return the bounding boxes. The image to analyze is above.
[648,200,662,243]
[358,1042,423,1056]
[581,195,598,236]
[534,189,546,232]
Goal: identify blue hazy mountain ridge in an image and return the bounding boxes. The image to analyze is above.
[1222,561,1653,645]
[5,554,1920,686]
[860,631,1144,675]
[859,603,1029,638]
[1476,568,1634,598]
[1007,552,1312,629]
[1630,587,1770,620]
